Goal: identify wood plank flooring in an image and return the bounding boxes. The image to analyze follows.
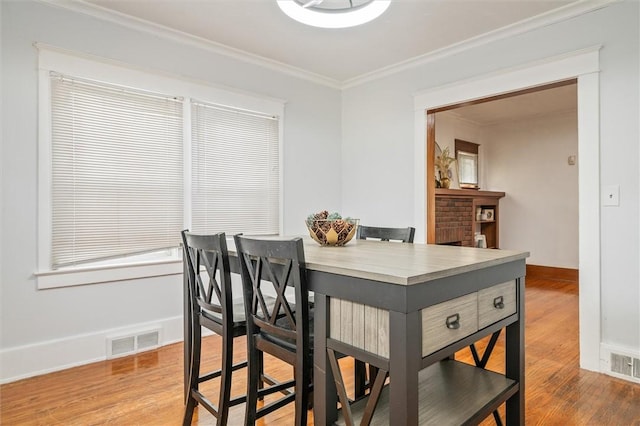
[2,277,639,425]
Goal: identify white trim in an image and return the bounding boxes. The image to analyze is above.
[37,67,53,274]
[577,72,601,372]
[183,98,193,231]
[36,46,286,288]
[35,43,287,111]
[413,45,601,109]
[39,0,342,89]
[413,47,602,371]
[343,0,616,88]
[0,316,183,384]
[278,113,286,235]
[39,0,616,89]
[35,259,183,289]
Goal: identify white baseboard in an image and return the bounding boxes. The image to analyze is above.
[600,343,640,384]
[0,316,184,384]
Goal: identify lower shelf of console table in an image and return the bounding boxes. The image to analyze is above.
[336,359,518,426]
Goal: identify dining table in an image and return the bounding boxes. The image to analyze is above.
[183,236,529,425]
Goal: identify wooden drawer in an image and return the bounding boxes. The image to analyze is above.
[421,292,478,356]
[478,280,517,329]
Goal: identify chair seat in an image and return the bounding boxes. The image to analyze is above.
[260,307,315,352]
[203,295,280,325]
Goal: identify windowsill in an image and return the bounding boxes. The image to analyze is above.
[35,258,183,290]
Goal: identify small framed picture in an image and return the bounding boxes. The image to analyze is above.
[483,209,495,221]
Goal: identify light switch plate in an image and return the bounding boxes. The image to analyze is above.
[602,185,620,206]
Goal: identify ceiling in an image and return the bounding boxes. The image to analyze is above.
[73,0,586,121]
[81,0,580,84]
[447,82,577,125]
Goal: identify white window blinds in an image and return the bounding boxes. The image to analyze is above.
[50,74,184,268]
[191,101,279,235]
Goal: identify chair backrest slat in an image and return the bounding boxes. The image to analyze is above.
[181,230,233,320]
[356,225,415,243]
[235,235,309,348]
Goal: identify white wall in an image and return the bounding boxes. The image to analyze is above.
[434,112,486,189]
[342,1,638,359]
[484,111,579,268]
[340,87,416,228]
[0,1,342,382]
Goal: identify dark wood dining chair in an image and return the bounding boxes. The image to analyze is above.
[181,230,258,426]
[234,235,313,426]
[356,225,415,243]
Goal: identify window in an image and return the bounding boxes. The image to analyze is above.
[191,101,279,235]
[50,74,184,269]
[37,47,283,288]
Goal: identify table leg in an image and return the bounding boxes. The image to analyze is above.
[388,310,422,426]
[506,277,525,425]
[314,293,337,425]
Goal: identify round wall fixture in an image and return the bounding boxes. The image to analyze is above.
[276,0,391,29]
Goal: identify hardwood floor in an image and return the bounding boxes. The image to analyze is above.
[2,277,639,425]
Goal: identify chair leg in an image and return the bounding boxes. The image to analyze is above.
[216,332,233,426]
[368,365,379,390]
[354,359,367,398]
[183,397,197,426]
[244,337,259,425]
[293,365,310,426]
[257,350,264,402]
[183,323,202,426]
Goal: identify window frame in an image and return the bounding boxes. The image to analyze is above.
[36,45,285,289]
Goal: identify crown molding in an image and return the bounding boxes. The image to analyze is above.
[342,0,618,89]
[39,0,617,91]
[34,41,289,107]
[39,0,343,89]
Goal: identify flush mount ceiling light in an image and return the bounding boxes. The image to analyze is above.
[277,0,391,29]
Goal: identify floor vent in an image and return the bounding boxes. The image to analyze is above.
[610,353,633,376]
[110,336,136,357]
[107,328,161,359]
[634,358,640,379]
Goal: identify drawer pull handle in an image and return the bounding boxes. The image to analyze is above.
[446,313,460,330]
[493,296,505,309]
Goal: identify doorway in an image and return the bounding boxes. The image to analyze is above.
[412,47,601,371]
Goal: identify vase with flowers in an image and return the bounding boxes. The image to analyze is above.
[435,145,455,189]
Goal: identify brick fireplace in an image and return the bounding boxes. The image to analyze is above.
[435,196,473,246]
[433,189,505,249]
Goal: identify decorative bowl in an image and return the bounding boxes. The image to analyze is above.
[306,218,359,246]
